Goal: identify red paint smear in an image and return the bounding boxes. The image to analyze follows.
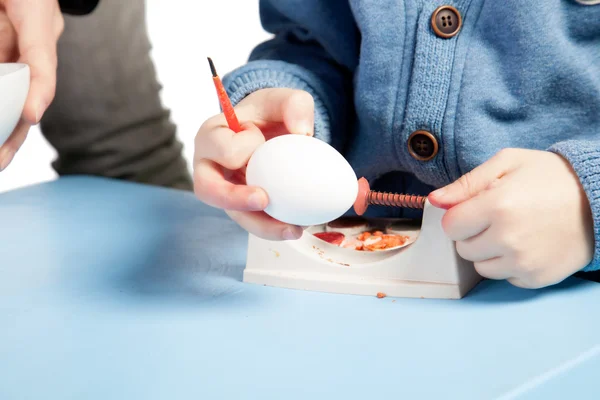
[313,231,345,245]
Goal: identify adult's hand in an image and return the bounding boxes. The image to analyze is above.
[0,0,64,170]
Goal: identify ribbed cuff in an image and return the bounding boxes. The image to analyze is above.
[221,60,334,148]
[549,140,600,272]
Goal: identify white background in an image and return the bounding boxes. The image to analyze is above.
[0,0,270,193]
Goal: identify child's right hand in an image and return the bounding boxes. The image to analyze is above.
[194,88,315,241]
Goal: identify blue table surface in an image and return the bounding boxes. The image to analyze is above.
[1,176,599,400]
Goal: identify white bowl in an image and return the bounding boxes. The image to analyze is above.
[0,63,30,147]
[300,219,420,265]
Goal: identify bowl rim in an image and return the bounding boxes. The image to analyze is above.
[0,63,29,78]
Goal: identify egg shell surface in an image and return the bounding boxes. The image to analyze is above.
[245,135,358,226]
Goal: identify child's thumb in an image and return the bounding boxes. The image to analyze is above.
[280,89,315,136]
[428,150,515,209]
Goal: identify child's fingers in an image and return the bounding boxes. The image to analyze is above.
[507,274,562,289]
[203,88,315,135]
[200,107,253,130]
[473,257,514,281]
[455,227,502,263]
[429,149,520,209]
[193,88,316,231]
[194,122,264,170]
[279,89,315,136]
[441,190,493,241]
[242,88,315,136]
[226,209,304,241]
[506,277,530,288]
[193,158,268,211]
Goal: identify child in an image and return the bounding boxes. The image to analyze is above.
[194,0,600,289]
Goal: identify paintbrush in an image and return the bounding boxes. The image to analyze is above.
[207,57,242,133]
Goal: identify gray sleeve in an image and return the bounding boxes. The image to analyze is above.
[40,0,193,191]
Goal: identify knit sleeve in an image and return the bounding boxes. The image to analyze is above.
[549,140,600,272]
[58,0,100,15]
[221,0,359,152]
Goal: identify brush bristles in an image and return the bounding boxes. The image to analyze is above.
[207,57,217,77]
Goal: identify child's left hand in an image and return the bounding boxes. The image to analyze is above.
[428,148,595,289]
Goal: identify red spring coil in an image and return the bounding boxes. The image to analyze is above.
[366,191,426,209]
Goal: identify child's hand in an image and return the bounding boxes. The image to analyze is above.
[428,148,595,289]
[194,88,315,241]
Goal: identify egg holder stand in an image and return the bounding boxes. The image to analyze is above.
[244,199,482,300]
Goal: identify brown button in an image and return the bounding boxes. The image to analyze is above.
[408,130,438,161]
[431,5,462,38]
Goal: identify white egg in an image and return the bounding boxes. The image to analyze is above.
[245,135,358,226]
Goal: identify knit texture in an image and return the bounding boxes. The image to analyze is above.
[223,0,600,271]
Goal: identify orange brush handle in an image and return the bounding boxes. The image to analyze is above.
[212,76,242,133]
